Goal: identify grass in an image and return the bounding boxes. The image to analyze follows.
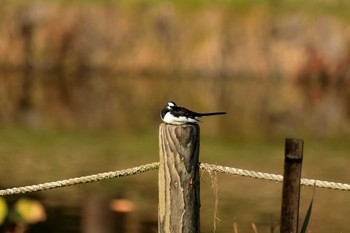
[0,127,158,178]
[0,127,349,232]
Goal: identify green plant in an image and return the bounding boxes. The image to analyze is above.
[300,185,316,233]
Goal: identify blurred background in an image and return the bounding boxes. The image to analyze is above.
[0,0,349,232]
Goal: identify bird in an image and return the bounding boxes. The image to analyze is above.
[160,101,226,125]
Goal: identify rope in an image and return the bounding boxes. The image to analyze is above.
[0,162,349,196]
[200,163,350,191]
[0,162,159,196]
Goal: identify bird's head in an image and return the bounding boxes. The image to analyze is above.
[167,101,177,109]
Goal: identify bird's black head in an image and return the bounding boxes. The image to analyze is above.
[161,101,176,119]
[167,101,177,109]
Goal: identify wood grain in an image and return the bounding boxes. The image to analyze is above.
[158,123,200,233]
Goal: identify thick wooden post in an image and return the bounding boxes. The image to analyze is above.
[280,138,304,233]
[158,123,200,233]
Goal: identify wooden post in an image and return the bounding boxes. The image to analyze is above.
[158,123,200,233]
[82,193,115,233]
[280,138,304,233]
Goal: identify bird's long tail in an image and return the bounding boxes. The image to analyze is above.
[199,112,226,116]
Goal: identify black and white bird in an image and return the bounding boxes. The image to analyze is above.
[160,101,226,125]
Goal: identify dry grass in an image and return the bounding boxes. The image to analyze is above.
[1,2,350,76]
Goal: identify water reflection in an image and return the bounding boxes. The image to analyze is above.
[1,71,348,137]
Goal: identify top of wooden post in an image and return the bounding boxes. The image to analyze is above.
[159,123,200,146]
[285,138,304,160]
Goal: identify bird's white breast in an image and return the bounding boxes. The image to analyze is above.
[162,112,199,125]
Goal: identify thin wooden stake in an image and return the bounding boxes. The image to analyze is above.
[158,123,200,233]
[280,138,304,233]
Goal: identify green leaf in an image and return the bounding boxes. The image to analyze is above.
[300,185,316,233]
